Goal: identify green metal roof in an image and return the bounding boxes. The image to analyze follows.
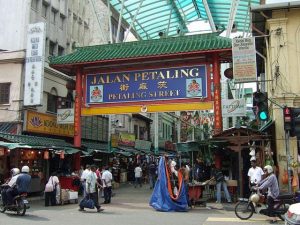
[108,0,260,40]
[0,132,73,149]
[50,32,231,67]
[0,141,33,150]
[81,140,109,153]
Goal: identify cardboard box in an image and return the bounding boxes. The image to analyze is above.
[120,172,127,183]
[68,191,78,200]
[61,189,70,201]
[226,180,238,186]
[112,182,120,189]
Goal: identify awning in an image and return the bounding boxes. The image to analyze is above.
[0,132,80,154]
[0,141,33,150]
[81,140,109,154]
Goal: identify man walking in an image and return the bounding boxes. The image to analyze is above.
[79,165,103,212]
[148,162,157,189]
[80,165,90,198]
[101,166,112,204]
[134,164,142,188]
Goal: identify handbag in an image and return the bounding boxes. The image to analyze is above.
[80,196,95,209]
[45,177,54,192]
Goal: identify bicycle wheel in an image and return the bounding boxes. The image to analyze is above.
[0,195,6,213]
[235,201,255,220]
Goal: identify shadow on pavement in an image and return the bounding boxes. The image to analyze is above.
[4,213,50,221]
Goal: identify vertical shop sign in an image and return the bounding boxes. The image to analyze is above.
[232,37,257,83]
[24,22,46,106]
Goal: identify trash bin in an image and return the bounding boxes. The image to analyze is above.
[285,203,300,225]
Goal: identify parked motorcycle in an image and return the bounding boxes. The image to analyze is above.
[235,189,295,221]
[0,185,30,216]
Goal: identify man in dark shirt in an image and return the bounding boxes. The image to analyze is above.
[212,167,231,204]
[148,162,157,189]
[6,166,31,205]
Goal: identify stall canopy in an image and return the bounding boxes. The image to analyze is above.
[107,0,260,40]
[81,140,109,154]
[0,132,79,153]
[0,141,33,150]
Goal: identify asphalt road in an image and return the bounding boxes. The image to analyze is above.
[0,184,284,225]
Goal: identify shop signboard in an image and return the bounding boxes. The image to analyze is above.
[118,132,135,147]
[232,37,257,83]
[24,22,46,106]
[135,139,152,151]
[222,99,246,117]
[165,141,175,151]
[111,134,119,148]
[57,108,74,124]
[25,110,74,137]
[86,65,207,104]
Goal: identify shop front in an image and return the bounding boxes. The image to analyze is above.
[0,131,81,193]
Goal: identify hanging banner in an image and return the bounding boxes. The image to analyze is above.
[86,65,207,104]
[24,22,46,106]
[221,99,246,117]
[232,37,257,83]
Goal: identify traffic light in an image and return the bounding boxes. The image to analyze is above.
[290,108,300,137]
[283,107,292,131]
[253,92,268,121]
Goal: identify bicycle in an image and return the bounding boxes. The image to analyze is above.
[234,189,295,221]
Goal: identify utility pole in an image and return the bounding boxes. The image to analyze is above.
[284,130,292,193]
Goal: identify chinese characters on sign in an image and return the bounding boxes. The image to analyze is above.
[24,22,46,106]
[86,65,207,104]
[232,37,257,83]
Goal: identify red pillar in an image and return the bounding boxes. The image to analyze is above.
[74,67,82,147]
[213,53,223,134]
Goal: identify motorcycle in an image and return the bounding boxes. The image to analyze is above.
[234,188,295,221]
[0,185,30,216]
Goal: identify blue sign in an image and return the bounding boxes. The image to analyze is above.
[86,65,207,104]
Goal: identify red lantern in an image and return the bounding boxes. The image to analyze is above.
[60,150,65,159]
[44,151,49,160]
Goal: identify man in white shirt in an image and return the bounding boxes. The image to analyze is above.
[134,164,142,188]
[80,165,90,197]
[101,166,113,204]
[248,159,264,188]
[79,165,103,212]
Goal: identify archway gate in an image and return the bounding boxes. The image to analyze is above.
[50,33,232,147]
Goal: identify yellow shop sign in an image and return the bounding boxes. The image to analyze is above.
[25,110,74,137]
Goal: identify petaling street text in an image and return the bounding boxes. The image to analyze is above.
[108,90,181,100]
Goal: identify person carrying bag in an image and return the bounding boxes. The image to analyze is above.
[45,172,59,206]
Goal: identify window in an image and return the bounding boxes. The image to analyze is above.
[134,125,139,139]
[59,14,65,29]
[58,46,64,56]
[31,0,39,11]
[47,88,58,113]
[49,41,56,56]
[51,8,57,24]
[0,83,10,104]
[42,2,48,18]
